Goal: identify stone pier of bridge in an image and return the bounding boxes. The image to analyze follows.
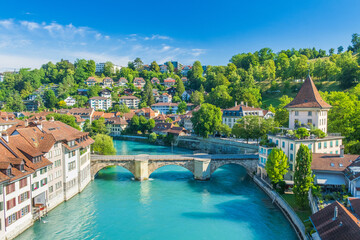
[91,154,258,181]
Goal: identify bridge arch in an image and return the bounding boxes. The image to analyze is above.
[148,160,195,177]
[210,160,250,175]
[91,161,136,179]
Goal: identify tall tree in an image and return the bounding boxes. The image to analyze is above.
[293,144,314,209]
[142,80,155,106]
[265,148,289,187]
[150,61,160,72]
[133,57,144,71]
[190,91,204,105]
[206,85,233,109]
[44,89,57,109]
[176,77,185,96]
[104,61,114,76]
[191,103,222,138]
[167,61,175,73]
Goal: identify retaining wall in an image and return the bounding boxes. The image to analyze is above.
[253,176,306,240]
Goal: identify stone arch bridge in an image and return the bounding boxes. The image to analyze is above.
[90,154,258,181]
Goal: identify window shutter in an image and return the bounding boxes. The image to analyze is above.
[6,185,9,194]
[18,195,21,204]
[17,211,20,220]
[5,218,8,227]
[13,198,16,207]
[27,191,30,199]
[6,201,9,210]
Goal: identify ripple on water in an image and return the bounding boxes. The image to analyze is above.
[15,141,297,240]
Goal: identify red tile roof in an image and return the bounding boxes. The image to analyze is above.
[285,75,332,109]
[310,201,360,240]
[312,153,358,172]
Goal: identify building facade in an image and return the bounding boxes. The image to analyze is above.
[89,97,112,111]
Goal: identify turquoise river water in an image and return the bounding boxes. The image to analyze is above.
[16,140,297,240]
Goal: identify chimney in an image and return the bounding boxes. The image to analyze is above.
[245,102,248,107]
[340,145,344,158]
[37,122,43,132]
[234,101,237,107]
[240,101,244,105]
[333,206,338,220]
[50,116,55,122]
[2,132,9,143]
[25,119,28,127]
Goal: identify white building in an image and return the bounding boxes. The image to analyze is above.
[222,102,269,129]
[89,97,112,111]
[105,117,128,137]
[64,96,76,106]
[257,75,344,182]
[119,96,140,109]
[151,103,178,114]
[99,89,112,99]
[158,93,172,103]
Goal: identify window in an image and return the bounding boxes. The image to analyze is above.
[32,182,39,191]
[330,141,333,147]
[308,111,312,116]
[295,111,299,116]
[41,178,47,186]
[18,191,29,203]
[6,183,15,194]
[289,164,293,171]
[282,142,285,148]
[308,119,312,124]
[318,143,321,149]
[290,154,294,161]
[6,168,11,176]
[330,163,335,167]
[19,178,27,188]
[0,201,3,211]
[49,186,54,193]
[336,140,339,147]
[290,144,294,151]
[68,161,76,171]
[336,150,339,154]
[276,140,279,146]
[324,142,327,148]
[308,144,312,151]
[33,171,37,178]
[6,198,16,210]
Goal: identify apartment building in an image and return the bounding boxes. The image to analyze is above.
[89,97,112,111]
[151,102,178,114]
[119,96,140,109]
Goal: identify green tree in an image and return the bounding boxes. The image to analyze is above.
[91,117,109,136]
[295,128,310,139]
[190,91,204,105]
[191,103,222,138]
[147,119,155,132]
[44,89,57,109]
[293,144,314,209]
[139,116,148,133]
[133,58,144,71]
[265,148,289,186]
[130,115,140,133]
[46,113,81,130]
[103,61,114,76]
[92,134,116,155]
[148,132,157,143]
[219,124,231,137]
[337,46,344,54]
[206,85,233,109]
[150,61,160,72]
[176,77,185,96]
[177,101,187,114]
[274,95,293,127]
[167,61,174,73]
[142,80,155,106]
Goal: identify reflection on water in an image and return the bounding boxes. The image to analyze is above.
[16,141,296,240]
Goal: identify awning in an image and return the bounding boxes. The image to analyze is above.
[315,173,345,185]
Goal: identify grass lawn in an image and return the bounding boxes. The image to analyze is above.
[281,193,313,231]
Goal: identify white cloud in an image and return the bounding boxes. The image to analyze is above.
[0,18,206,70]
[144,34,171,41]
[20,21,40,31]
[0,19,14,29]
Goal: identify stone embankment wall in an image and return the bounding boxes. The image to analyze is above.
[253,176,306,240]
[175,136,258,154]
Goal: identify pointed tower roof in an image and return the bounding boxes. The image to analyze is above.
[285,75,331,109]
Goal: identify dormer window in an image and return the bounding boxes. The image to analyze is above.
[330,163,335,167]
[6,168,11,176]
[19,163,24,171]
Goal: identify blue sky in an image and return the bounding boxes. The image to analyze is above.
[0,0,359,71]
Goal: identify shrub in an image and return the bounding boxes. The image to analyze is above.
[148,133,157,143]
